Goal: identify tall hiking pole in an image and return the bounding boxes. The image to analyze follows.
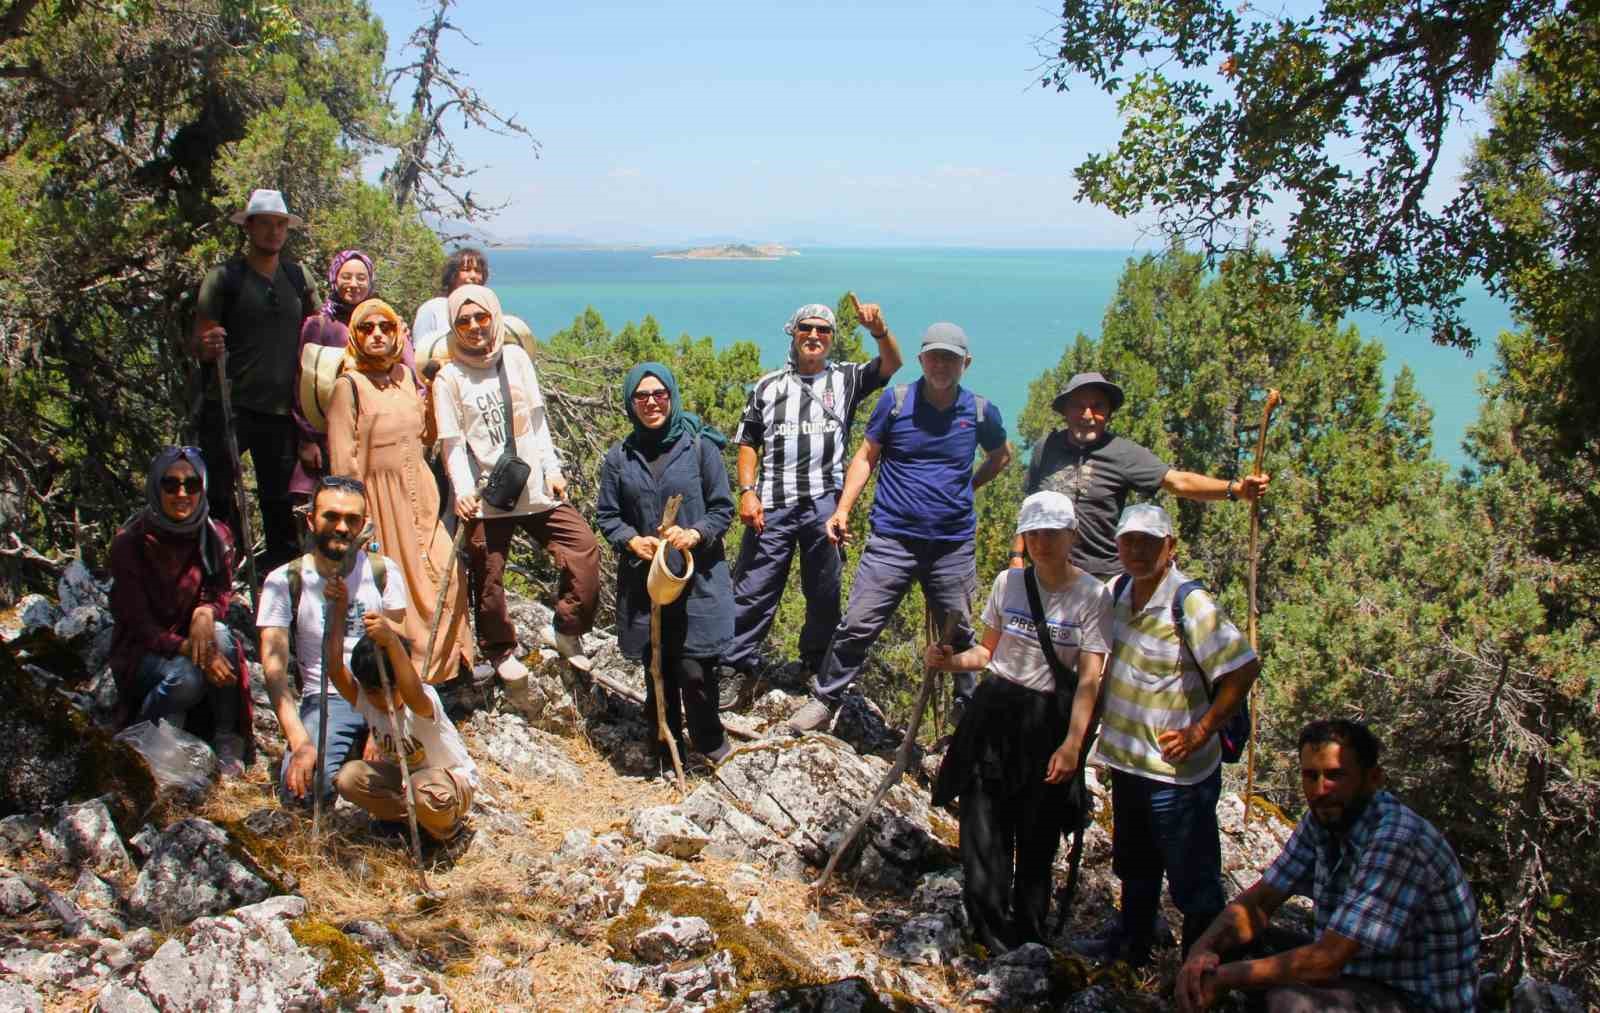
[652,495,689,793]
[215,349,260,611]
[371,632,433,896]
[816,609,959,895]
[1244,389,1282,825]
[420,519,473,684]
[313,525,374,837]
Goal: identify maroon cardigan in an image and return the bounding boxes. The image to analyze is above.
[107,515,254,749]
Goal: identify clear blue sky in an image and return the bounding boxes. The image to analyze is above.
[366,0,1490,249]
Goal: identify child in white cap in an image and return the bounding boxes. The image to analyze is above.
[926,490,1112,952]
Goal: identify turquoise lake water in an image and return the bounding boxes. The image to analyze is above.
[485,247,1514,468]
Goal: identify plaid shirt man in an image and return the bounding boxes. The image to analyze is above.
[1263,790,1480,1012]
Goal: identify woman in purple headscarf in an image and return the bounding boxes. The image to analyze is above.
[290,250,418,500]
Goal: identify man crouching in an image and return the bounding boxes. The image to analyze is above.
[326,608,478,843]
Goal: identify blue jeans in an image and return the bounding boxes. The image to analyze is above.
[1110,766,1226,954]
[812,532,978,704]
[132,623,240,732]
[725,494,843,675]
[278,691,367,806]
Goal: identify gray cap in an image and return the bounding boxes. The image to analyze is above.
[920,322,969,357]
[1115,503,1173,539]
[1053,371,1125,413]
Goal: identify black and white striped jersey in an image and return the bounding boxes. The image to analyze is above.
[733,358,887,509]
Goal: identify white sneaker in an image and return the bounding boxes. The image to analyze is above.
[553,631,593,672]
[495,654,529,682]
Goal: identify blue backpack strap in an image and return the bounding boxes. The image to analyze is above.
[1171,578,1251,762]
[1112,573,1132,604]
[1170,579,1206,673]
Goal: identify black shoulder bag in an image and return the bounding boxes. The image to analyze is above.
[476,358,532,510]
[1023,566,1100,935]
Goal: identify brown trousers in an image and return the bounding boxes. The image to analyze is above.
[335,760,474,842]
[465,503,601,654]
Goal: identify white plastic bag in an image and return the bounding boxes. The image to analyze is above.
[114,719,219,800]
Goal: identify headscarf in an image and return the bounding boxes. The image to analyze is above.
[784,302,836,368]
[321,249,375,322]
[622,361,727,452]
[446,283,505,368]
[343,298,407,374]
[143,446,223,576]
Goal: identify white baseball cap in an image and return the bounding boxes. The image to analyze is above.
[229,188,304,227]
[1115,503,1173,539]
[1016,491,1078,534]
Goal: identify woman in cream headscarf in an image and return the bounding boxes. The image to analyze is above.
[327,298,473,684]
[431,283,601,681]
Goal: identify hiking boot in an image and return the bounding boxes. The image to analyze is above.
[553,631,593,673]
[786,697,836,733]
[718,667,757,712]
[1068,928,1152,968]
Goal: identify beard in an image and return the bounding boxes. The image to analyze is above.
[313,529,353,561]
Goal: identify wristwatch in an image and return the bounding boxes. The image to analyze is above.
[1226,480,1238,501]
[739,484,759,495]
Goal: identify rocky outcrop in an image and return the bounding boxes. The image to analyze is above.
[92,895,449,1012]
[127,818,275,926]
[679,735,958,890]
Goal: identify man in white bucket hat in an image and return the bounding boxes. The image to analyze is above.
[191,188,319,573]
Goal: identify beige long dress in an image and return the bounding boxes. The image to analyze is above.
[328,365,473,683]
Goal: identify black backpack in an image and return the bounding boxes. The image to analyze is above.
[1112,574,1253,763]
[214,255,316,322]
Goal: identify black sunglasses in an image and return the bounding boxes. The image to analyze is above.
[794,324,834,336]
[160,476,203,494]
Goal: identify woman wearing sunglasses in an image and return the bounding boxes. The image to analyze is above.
[326,298,473,685]
[108,447,254,775]
[432,284,601,681]
[596,363,735,773]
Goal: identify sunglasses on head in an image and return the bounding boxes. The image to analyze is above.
[160,476,203,494]
[454,311,493,334]
[794,324,833,336]
[632,389,671,405]
[354,318,399,337]
[318,475,368,495]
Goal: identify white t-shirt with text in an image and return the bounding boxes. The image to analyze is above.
[981,567,1113,694]
[433,344,563,517]
[355,683,478,788]
[256,552,410,698]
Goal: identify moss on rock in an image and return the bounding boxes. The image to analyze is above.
[289,916,385,1002]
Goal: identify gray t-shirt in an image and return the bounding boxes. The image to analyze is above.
[981,568,1112,695]
[197,259,318,415]
[1025,430,1169,578]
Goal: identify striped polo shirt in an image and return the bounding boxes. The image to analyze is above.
[733,358,886,509]
[1093,564,1256,784]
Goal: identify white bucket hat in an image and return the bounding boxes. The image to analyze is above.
[297,343,345,433]
[646,542,695,606]
[1016,491,1078,534]
[1115,503,1174,539]
[229,188,304,227]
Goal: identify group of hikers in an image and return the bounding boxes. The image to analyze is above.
[106,189,1483,1011]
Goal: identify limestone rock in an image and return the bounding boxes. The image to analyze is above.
[0,874,38,916]
[0,980,44,1013]
[967,943,1054,1007]
[630,915,714,963]
[127,818,273,926]
[17,595,59,634]
[53,606,115,675]
[58,560,110,612]
[0,644,156,827]
[826,691,903,759]
[682,735,957,890]
[884,912,963,966]
[53,798,135,877]
[467,710,582,785]
[70,869,120,911]
[736,977,909,1012]
[0,813,41,855]
[628,804,711,859]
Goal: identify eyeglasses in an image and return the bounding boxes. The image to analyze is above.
[160,476,203,494]
[354,319,399,337]
[318,475,368,495]
[631,389,671,405]
[454,311,493,334]
[794,324,833,336]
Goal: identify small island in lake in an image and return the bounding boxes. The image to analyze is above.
[654,243,799,260]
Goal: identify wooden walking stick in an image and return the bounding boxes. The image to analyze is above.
[371,634,433,896]
[815,609,960,894]
[419,520,472,684]
[1243,389,1282,825]
[651,494,689,793]
[313,524,374,837]
[215,349,261,611]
